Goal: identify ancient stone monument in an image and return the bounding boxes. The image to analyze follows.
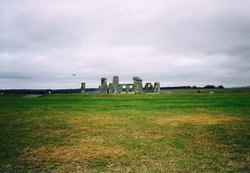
[153,82,160,93]
[133,77,143,94]
[113,76,119,93]
[99,78,108,94]
[99,76,160,94]
[81,82,86,94]
[144,83,154,93]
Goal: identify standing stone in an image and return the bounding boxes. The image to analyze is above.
[129,84,134,93]
[153,82,160,93]
[100,78,108,93]
[139,79,143,93]
[81,82,86,94]
[126,84,130,93]
[133,77,143,94]
[113,76,119,93]
[108,83,114,93]
[144,83,154,93]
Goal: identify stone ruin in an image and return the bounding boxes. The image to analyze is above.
[99,76,160,94]
[81,82,86,94]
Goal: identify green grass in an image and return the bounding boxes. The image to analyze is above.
[0,91,250,172]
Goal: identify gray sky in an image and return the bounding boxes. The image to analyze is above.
[1,0,250,89]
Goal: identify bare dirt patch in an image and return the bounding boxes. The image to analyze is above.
[22,94,42,98]
[21,141,128,163]
[156,115,242,125]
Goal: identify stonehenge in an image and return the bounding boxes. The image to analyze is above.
[99,76,160,94]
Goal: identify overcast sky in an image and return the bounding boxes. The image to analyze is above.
[1,0,250,89]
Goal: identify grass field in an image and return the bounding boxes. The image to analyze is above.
[0,91,250,172]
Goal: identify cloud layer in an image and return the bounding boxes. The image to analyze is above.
[1,0,250,88]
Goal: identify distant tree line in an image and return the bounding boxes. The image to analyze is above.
[161,85,224,90]
[204,85,224,89]
[0,88,98,94]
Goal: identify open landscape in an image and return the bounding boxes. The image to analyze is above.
[0,89,249,172]
[1,1,250,172]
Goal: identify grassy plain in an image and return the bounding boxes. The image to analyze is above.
[0,90,250,172]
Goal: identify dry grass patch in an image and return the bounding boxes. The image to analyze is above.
[67,113,128,126]
[68,117,85,126]
[32,129,72,139]
[21,140,128,163]
[156,115,242,125]
[45,129,70,136]
[130,130,166,139]
[88,115,128,126]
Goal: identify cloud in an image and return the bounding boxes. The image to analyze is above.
[0,0,250,88]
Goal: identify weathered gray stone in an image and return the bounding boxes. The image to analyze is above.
[118,84,133,93]
[128,84,134,93]
[81,82,86,94]
[119,84,126,93]
[100,77,108,93]
[97,76,160,94]
[133,77,143,94]
[144,83,154,93]
[108,83,114,93]
[153,82,160,93]
[113,76,119,93]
